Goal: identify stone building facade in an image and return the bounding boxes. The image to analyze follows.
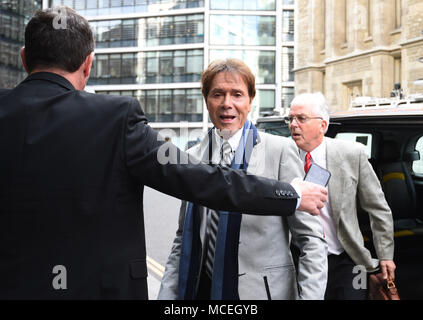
[294,0,423,111]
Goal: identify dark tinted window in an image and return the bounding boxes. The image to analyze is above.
[256,120,290,137]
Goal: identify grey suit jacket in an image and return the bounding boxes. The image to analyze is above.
[158,131,328,300]
[326,137,394,271]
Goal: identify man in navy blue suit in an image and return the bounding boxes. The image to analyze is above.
[0,6,327,299]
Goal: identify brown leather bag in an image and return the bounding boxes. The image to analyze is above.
[368,273,400,300]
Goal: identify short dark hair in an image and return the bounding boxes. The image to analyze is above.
[24,6,94,73]
[201,59,256,100]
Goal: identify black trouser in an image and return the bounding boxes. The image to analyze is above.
[325,251,368,300]
[195,269,212,300]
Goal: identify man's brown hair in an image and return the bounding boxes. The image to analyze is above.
[201,58,256,100]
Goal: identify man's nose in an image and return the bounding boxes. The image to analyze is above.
[221,94,232,108]
[289,118,299,128]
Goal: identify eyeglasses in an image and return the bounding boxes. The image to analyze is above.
[284,115,323,124]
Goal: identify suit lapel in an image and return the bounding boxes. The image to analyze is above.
[326,138,344,227]
[245,133,262,175]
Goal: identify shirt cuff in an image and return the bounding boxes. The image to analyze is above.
[290,181,302,210]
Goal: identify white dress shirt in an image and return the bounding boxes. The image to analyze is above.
[300,138,344,255]
[212,128,243,164]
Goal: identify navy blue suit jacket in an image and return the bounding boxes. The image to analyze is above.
[0,72,298,299]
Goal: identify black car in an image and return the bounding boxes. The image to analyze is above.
[256,96,423,299]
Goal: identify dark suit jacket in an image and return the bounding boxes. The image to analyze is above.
[0,72,299,299]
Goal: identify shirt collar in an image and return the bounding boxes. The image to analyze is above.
[213,127,243,153]
[299,137,327,163]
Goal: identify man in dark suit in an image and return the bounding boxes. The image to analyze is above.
[0,7,327,299]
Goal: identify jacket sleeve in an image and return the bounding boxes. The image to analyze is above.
[288,212,328,300]
[279,138,328,300]
[157,201,187,300]
[124,98,299,217]
[356,145,394,260]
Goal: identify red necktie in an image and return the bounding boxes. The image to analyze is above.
[304,152,312,173]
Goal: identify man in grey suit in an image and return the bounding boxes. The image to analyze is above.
[287,92,396,300]
[0,7,328,299]
[158,59,327,300]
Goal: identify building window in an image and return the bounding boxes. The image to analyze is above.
[394,0,401,29]
[89,49,204,85]
[186,88,203,120]
[413,136,423,174]
[210,49,275,84]
[210,0,275,11]
[186,49,204,82]
[98,89,203,122]
[343,80,363,108]
[51,0,205,15]
[255,90,275,117]
[90,14,204,48]
[343,0,348,44]
[322,0,326,50]
[0,0,41,88]
[282,46,294,81]
[121,53,137,82]
[394,56,401,89]
[366,0,372,37]
[282,10,294,42]
[281,87,294,110]
[210,15,276,46]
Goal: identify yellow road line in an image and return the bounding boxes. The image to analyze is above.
[394,230,414,237]
[147,256,165,279]
[363,229,415,242]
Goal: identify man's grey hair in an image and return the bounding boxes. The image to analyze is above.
[290,92,330,131]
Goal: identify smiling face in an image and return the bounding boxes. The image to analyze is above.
[206,71,252,133]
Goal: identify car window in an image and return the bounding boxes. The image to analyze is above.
[412,136,423,174]
[334,132,372,159]
[256,121,290,137]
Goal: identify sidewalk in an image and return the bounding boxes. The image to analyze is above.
[147,271,162,300]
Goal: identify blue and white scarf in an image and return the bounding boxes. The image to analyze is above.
[178,120,258,300]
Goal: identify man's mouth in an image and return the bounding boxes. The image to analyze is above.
[219,115,236,122]
[291,132,302,138]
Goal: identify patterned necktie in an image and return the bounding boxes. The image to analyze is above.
[205,141,232,278]
[220,140,233,166]
[304,152,312,173]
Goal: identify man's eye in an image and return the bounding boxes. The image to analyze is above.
[297,116,307,122]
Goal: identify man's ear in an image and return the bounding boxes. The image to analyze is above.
[20,47,29,73]
[321,119,328,133]
[83,52,95,79]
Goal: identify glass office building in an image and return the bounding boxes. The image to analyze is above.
[46,0,295,148]
[0,0,42,88]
